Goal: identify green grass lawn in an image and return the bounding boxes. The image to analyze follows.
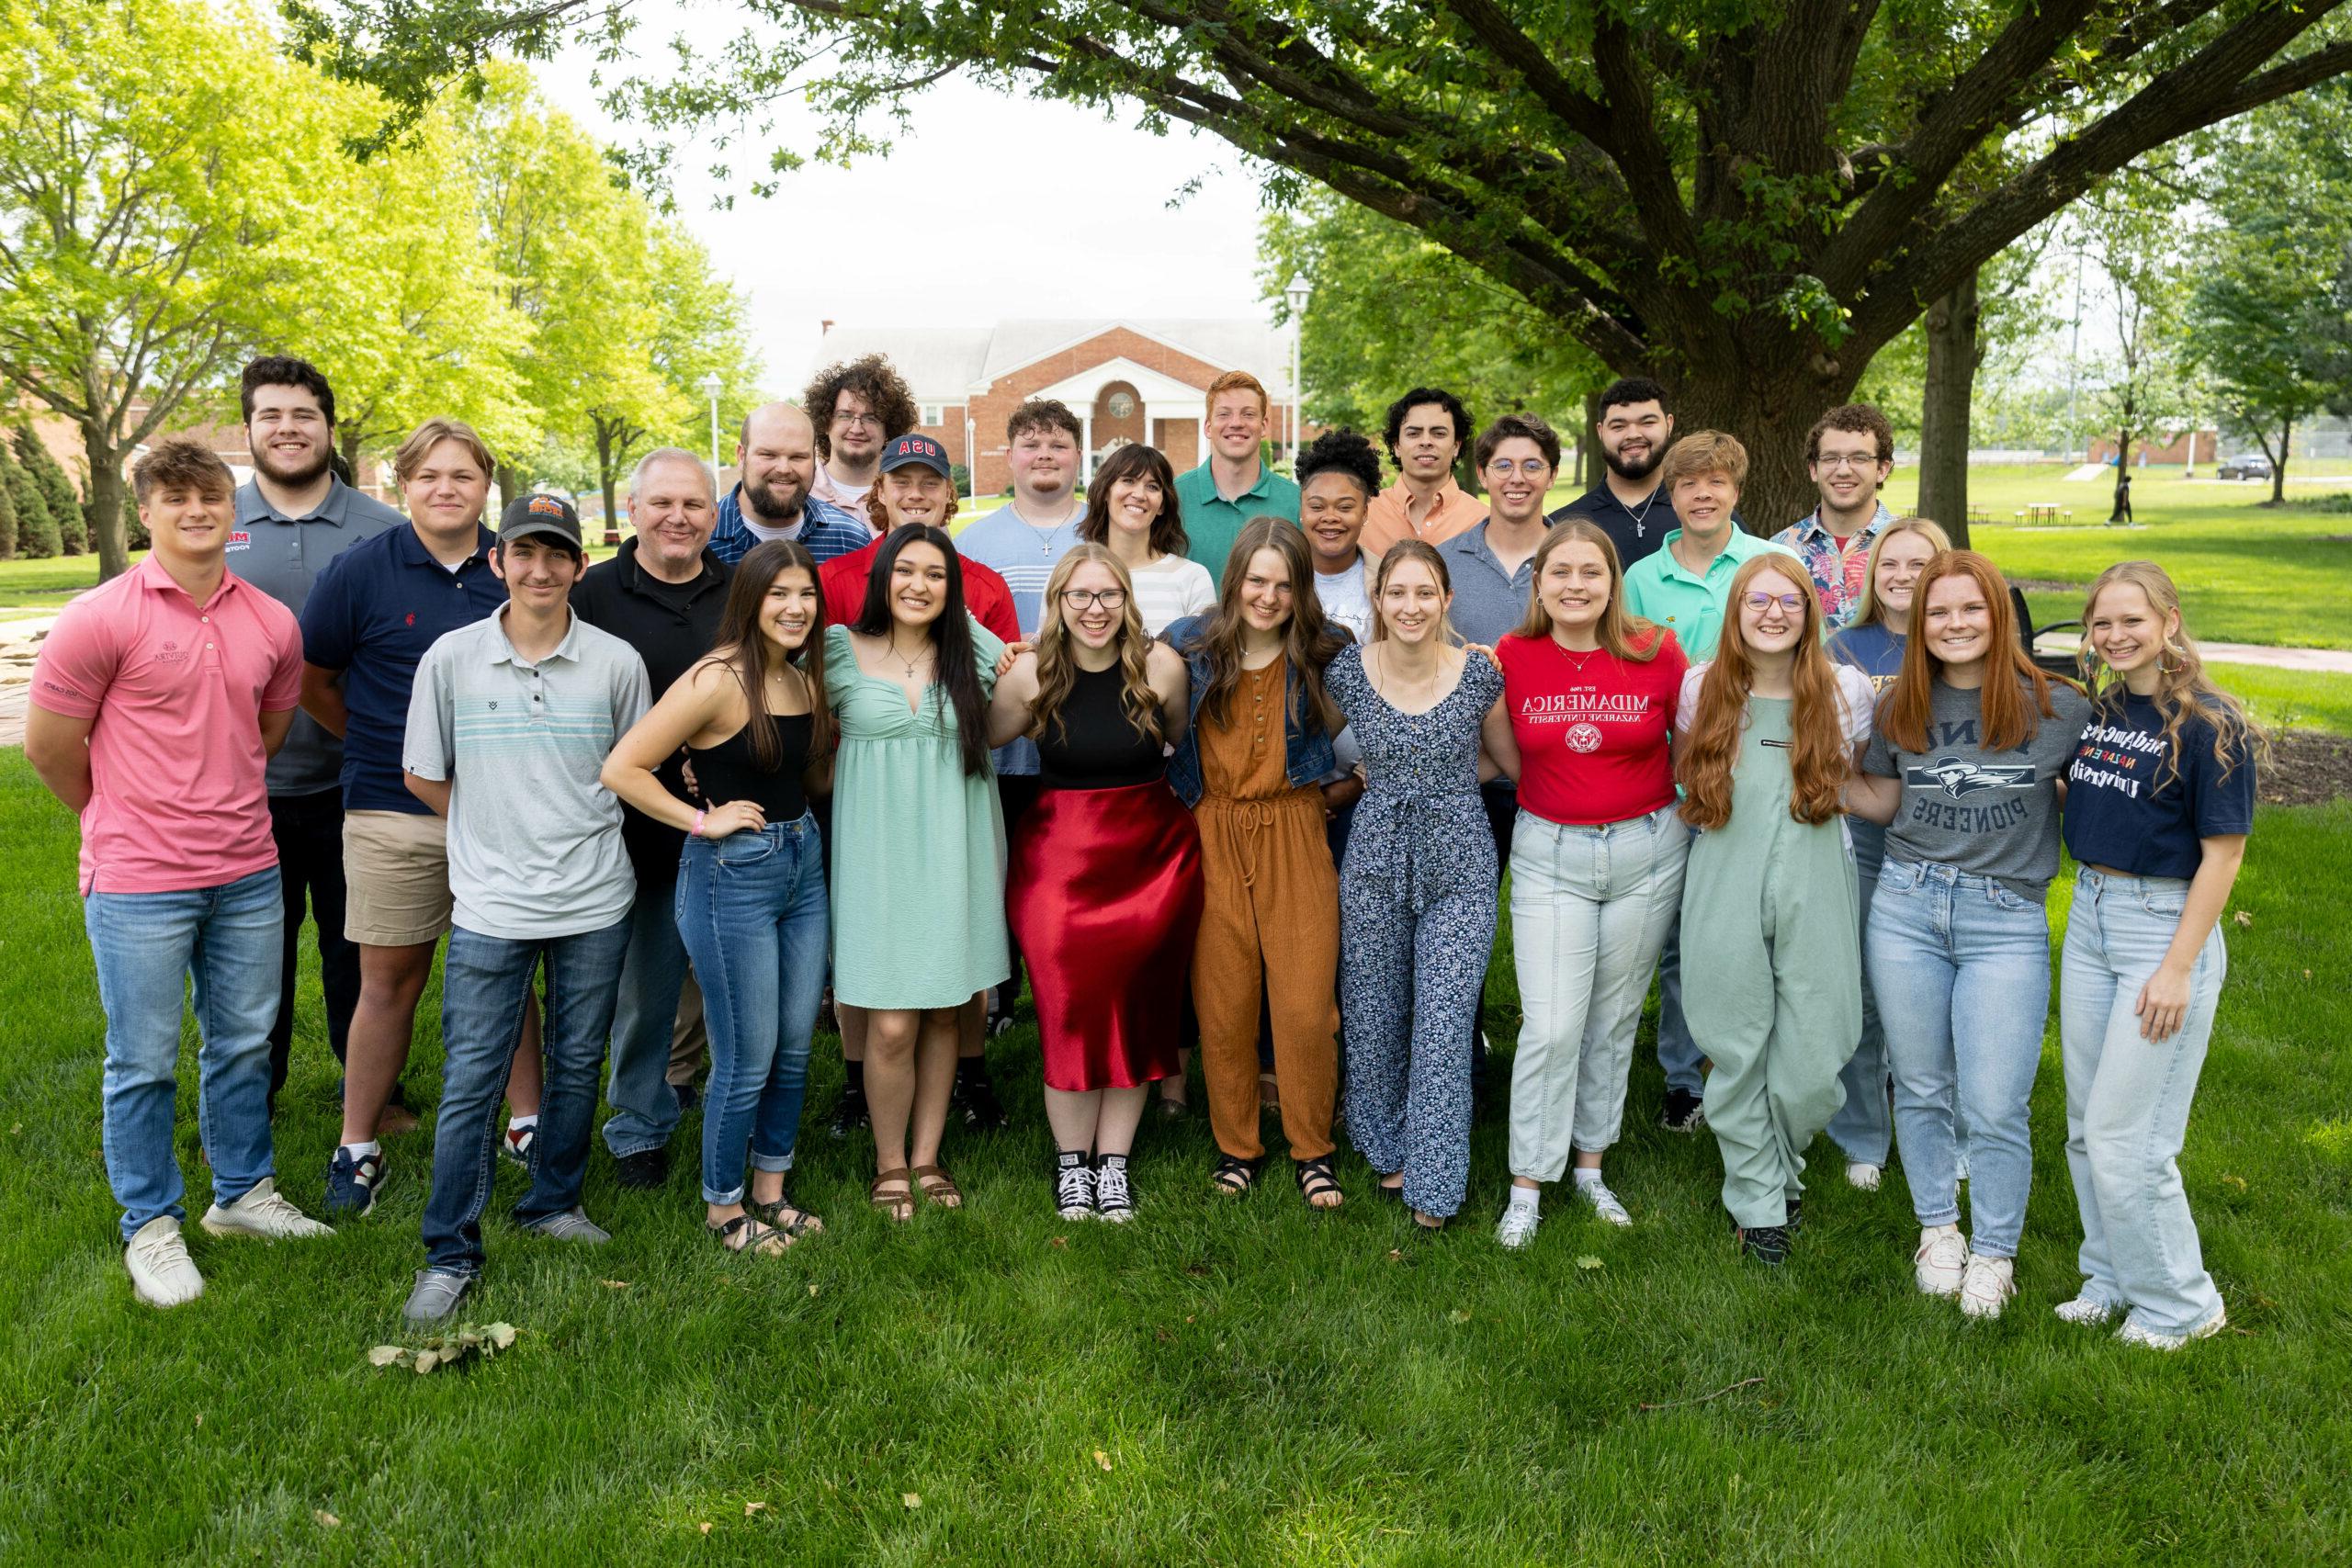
[3,750,2349,1562]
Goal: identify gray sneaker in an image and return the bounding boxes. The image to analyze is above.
[402,1267,473,1325]
[521,1206,611,1245]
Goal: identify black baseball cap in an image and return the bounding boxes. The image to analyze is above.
[499,491,583,550]
[878,434,952,478]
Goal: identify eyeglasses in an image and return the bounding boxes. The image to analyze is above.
[1743,592,1806,615]
[833,412,883,430]
[1812,454,1881,472]
[1485,459,1554,478]
[1061,589,1128,611]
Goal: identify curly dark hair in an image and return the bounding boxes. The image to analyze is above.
[1296,429,1382,499]
[803,353,919,461]
[1381,387,1474,462]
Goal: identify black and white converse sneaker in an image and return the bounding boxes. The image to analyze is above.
[1054,1152,1096,1220]
[1093,1154,1136,1224]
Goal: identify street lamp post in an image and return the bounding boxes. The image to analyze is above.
[1283,274,1311,475]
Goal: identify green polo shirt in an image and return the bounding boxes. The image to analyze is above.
[1621,526,1804,660]
[1174,459,1302,589]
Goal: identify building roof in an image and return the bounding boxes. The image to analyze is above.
[808,318,1299,403]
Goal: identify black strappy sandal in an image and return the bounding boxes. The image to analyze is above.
[707,1213,791,1257]
[1212,1153,1265,1194]
[749,1192,824,1238]
[1295,1156,1344,1210]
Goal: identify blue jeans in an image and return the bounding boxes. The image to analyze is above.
[422,919,629,1273]
[1653,824,1704,1096]
[600,882,691,1158]
[1867,858,2052,1259]
[85,868,283,1242]
[675,817,830,1204]
[2060,867,2228,1336]
[1826,821,1893,1164]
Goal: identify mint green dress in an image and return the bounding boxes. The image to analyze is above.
[824,621,1010,1010]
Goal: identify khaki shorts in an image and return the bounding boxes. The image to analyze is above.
[343,809,454,947]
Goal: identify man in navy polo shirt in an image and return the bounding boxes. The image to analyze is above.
[298,416,543,1217]
[708,403,870,567]
[230,355,404,1116]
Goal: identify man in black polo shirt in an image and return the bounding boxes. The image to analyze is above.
[230,355,405,1116]
[573,446,730,1186]
[1545,377,1678,570]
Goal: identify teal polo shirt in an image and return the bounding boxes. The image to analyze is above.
[1174,460,1301,590]
[1621,526,1804,660]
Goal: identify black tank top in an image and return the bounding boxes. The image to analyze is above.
[1037,663,1165,789]
[688,713,812,819]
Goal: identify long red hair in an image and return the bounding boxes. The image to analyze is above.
[1879,549,2071,754]
[1678,555,1852,830]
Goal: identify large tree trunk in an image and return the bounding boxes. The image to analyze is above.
[82,423,130,581]
[1917,271,1982,548]
[1670,355,1861,536]
[596,422,622,548]
[494,460,526,520]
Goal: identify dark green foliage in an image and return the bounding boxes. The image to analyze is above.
[0,437,55,558]
[14,426,85,555]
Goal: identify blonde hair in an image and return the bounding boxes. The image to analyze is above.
[1656,430,1748,495]
[1848,516,1954,630]
[1511,518,1668,661]
[392,418,494,485]
[2081,561,2265,790]
[1368,540,1458,645]
[1028,546,1165,749]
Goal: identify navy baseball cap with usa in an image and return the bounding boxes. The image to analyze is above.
[878,433,952,477]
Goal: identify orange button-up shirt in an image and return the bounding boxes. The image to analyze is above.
[1362,477,1486,557]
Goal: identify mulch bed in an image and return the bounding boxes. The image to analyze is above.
[2261,729,2352,807]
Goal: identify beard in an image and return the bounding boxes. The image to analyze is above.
[254,442,333,489]
[742,473,806,525]
[1601,439,1663,484]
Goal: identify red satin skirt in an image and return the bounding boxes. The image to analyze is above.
[1008,779,1204,1091]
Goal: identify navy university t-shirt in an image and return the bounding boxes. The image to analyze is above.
[2062,690,2256,881]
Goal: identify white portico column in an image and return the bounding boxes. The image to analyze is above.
[1081,410,1095,485]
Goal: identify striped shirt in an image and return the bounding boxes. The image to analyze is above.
[402,605,651,940]
[953,502,1088,775]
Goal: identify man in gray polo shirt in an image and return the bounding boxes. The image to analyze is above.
[229,355,405,1116]
[398,493,650,1323]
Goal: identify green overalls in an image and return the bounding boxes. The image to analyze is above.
[1680,695,1863,1230]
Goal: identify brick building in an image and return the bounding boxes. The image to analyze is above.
[808,318,1302,495]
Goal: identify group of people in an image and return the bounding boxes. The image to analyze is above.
[28,355,2255,1354]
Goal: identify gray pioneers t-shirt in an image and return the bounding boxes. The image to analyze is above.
[232,475,405,795]
[402,606,651,941]
[1861,676,2093,900]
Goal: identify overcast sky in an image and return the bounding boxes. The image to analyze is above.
[537,17,1282,398]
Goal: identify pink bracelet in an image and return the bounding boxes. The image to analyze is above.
[691,809,707,838]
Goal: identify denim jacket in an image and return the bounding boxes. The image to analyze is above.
[1161,614,1340,807]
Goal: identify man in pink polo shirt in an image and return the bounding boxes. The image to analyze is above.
[27,437,335,1310]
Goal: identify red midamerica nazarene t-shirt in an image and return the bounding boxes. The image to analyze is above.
[1498,626,1688,826]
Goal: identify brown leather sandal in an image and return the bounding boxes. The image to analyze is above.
[910,1163,963,1209]
[869,1168,915,1222]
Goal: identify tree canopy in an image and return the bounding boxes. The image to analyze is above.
[288,0,2352,525]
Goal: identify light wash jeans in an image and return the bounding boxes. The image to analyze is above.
[1867,858,2052,1259]
[2060,866,2228,1337]
[1508,805,1688,1180]
[423,919,629,1274]
[85,868,283,1242]
[1826,820,1893,1164]
[675,816,830,1205]
[1652,825,1705,1096]
[600,881,692,1158]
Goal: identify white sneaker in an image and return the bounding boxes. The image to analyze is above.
[1573,1178,1633,1228]
[2115,1309,2226,1351]
[200,1177,335,1241]
[1845,1162,1883,1191]
[1959,1253,2016,1319]
[1496,1199,1541,1250]
[1913,1224,1966,1296]
[2053,1292,2123,1327]
[125,1215,205,1308]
